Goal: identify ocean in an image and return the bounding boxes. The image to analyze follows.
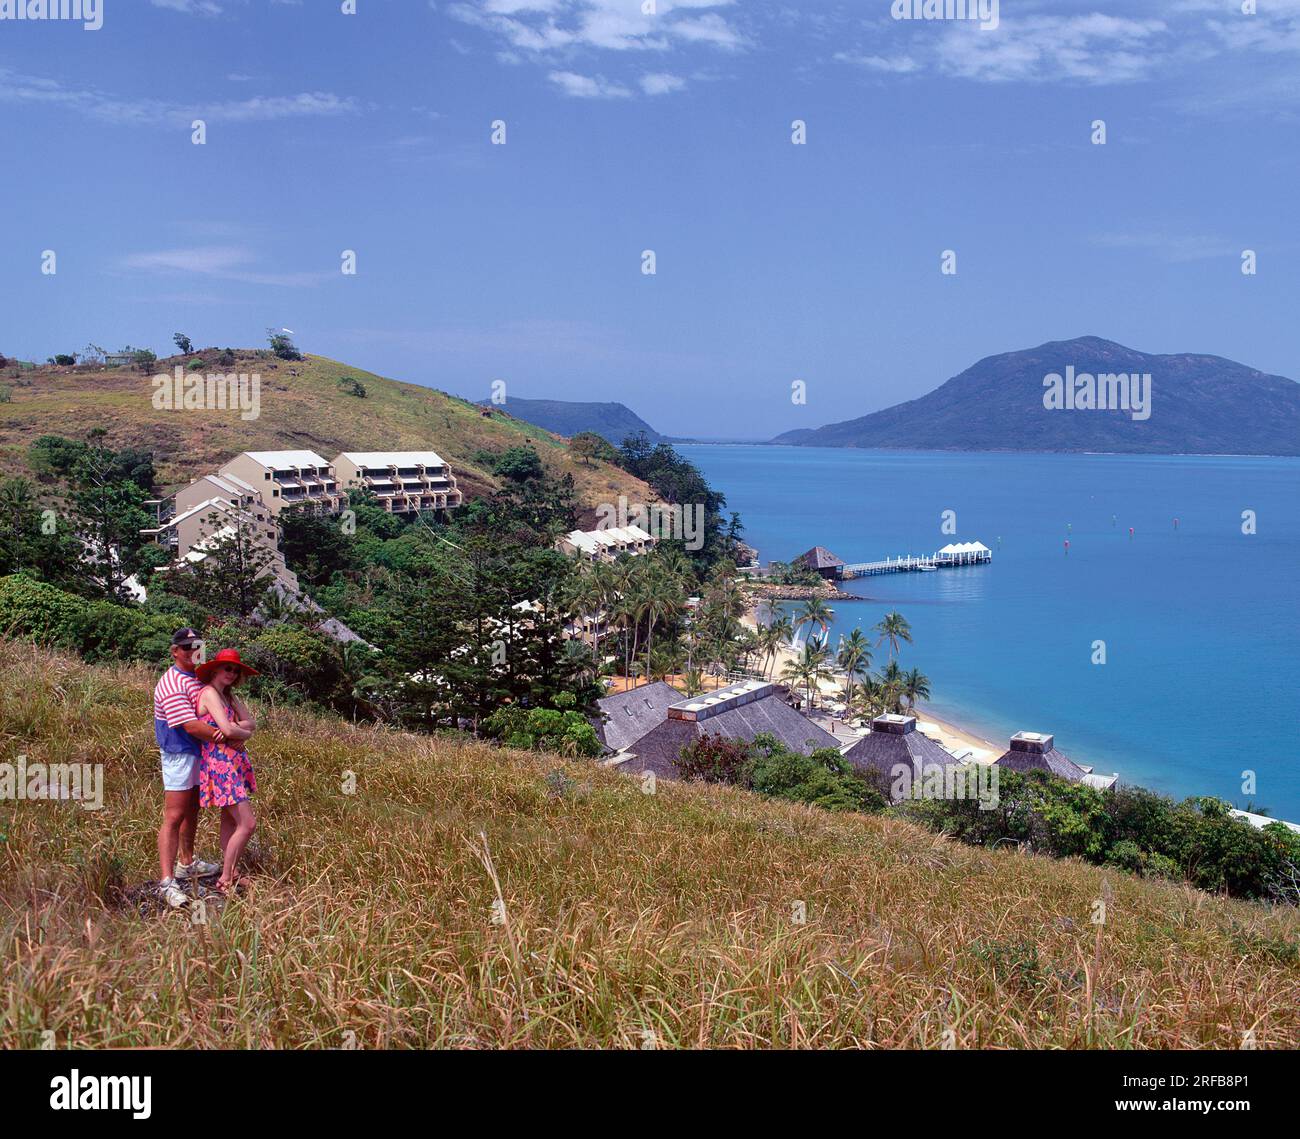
[678,445,1300,819]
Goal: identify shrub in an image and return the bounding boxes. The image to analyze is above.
[0,574,173,663]
[676,733,753,786]
[483,696,601,758]
[0,385,10,403]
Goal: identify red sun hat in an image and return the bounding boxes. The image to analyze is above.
[195,648,260,685]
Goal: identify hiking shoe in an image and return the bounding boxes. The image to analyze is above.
[176,858,221,880]
[157,879,190,909]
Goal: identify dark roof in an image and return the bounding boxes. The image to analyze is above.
[995,746,1089,782]
[595,681,682,753]
[842,717,956,786]
[611,690,840,781]
[794,546,845,571]
[994,730,1090,782]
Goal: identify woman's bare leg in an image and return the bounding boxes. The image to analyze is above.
[219,809,236,863]
[219,802,256,889]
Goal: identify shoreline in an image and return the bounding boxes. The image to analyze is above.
[741,604,1004,765]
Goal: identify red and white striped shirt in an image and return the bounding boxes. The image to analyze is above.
[153,666,204,755]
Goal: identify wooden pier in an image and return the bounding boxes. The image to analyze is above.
[840,542,992,580]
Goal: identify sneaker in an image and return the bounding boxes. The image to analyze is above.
[176,858,221,880]
[157,879,190,909]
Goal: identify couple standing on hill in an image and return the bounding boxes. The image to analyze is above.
[153,628,259,908]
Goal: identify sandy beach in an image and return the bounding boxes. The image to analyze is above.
[741,605,1004,764]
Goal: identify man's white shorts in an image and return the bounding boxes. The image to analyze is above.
[160,749,200,792]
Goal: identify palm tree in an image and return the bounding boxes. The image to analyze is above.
[639,567,684,686]
[873,610,913,663]
[876,660,905,713]
[836,627,872,699]
[795,597,834,642]
[767,613,794,678]
[902,667,931,712]
[781,639,832,710]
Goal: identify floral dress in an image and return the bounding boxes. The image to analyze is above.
[198,696,257,808]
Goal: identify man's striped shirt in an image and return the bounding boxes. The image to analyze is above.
[154,666,203,755]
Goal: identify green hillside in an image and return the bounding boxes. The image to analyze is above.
[0,350,651,517]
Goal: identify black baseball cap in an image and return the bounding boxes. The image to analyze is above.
[171,627,202,647]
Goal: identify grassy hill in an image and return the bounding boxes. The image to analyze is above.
[0,351,651,518]
[2,638,1297,1049]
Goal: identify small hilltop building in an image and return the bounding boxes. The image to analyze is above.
[994,731,1117,791]
[595,680,839,781]
[793,546,846,581]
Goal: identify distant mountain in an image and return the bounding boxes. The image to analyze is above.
[773,337,1300,455]
[479,397,668,446]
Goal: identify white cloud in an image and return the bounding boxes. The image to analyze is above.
[0,67,358,126]
[121,246,329,288]
[834,52,919,74]
[547,70,631,98]
[639,71,687,95]
[456,0,747,51]
[150,0,224,14]
[1090,231,1239,263]
[934,15,1168,84]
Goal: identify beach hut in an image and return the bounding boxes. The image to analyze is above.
[598,680,839,781]
[994,732,1117,790]
[841,714,959,798]
[793,546,847,581]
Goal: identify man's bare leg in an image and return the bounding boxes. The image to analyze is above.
[157,791,192,881]
[177,787,200,866]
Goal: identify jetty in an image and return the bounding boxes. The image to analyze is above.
[840,541,992,580]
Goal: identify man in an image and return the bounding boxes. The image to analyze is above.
[154,628,224,908]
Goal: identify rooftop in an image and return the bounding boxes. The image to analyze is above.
[241,450,332,468]
[338,450,447,468]
[595,681,682,753]
[608,683,839,780]
[794,546,846,570]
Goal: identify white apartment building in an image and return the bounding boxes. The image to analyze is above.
[219,450,343,517]
[556,525,657,563]
[333,451,463,514]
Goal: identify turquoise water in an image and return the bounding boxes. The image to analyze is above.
[680,445,1300,818]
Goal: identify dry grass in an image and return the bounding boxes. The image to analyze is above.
[1,638,1297,1049]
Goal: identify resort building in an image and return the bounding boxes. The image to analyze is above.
[142,472,278,560]
[332,451,463,515]
[147,496,301,597]
[595,679,839,781]
[594,681,683,754]
[793,546,846,581]
[842,714,957,791]
[994,732,1117,791]
[557,525,657,563]
[218,451,343,518]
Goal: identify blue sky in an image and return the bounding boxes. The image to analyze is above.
[2,0,1297,438]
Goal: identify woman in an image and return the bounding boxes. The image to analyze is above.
[195,648,259,895]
